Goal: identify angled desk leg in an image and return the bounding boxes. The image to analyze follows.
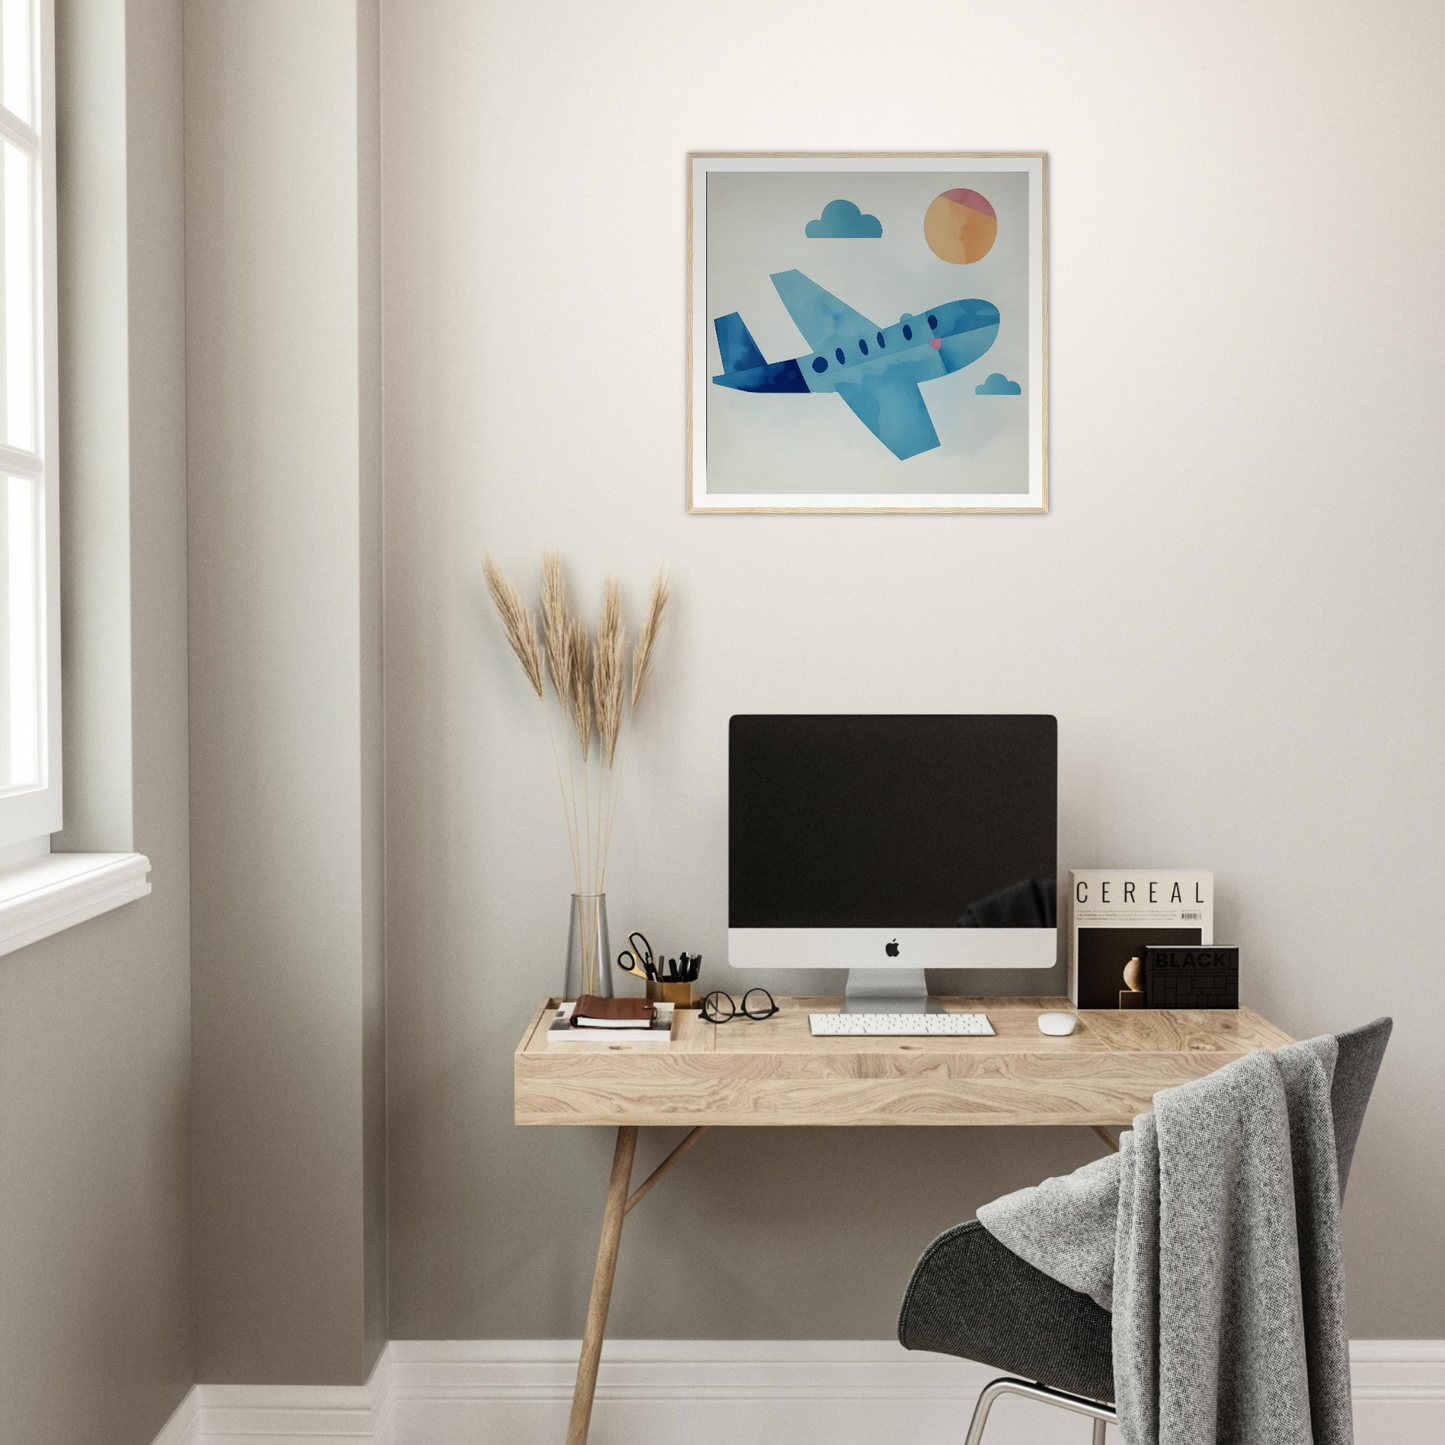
[565,1125,708,1445]
[567,1125,638,1445]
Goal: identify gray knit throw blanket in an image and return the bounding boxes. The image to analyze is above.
[977,1037,1353,1445]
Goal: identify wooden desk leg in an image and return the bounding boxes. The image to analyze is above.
[625,1126,707,1215]
[566,1125,638,1445]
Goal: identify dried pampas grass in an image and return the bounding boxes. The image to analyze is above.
[540,550,573,707]
[631,568,669,711]
[567,618,593,761]
[593,578,625,766]
[483,554,544,700]
[483,551,670,914]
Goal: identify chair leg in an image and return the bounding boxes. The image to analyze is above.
[963,1377,1117,1445]
[962,1379,1009,1445]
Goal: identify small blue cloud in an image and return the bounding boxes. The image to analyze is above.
[805,199,882,239]
[975,372,1021,396]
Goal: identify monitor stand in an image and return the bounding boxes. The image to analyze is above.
[841,968,941,1015]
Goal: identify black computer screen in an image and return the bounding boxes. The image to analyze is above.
[728,715,1057,929]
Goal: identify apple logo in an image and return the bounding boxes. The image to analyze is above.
[885,939,900,957]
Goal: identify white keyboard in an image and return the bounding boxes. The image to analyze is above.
[808,1012,995,1037]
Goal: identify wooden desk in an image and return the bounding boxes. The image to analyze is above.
[514,995,1293,1444]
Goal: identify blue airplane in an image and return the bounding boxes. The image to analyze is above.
[711,270,1000,460]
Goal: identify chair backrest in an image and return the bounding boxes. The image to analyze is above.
[1330,1016,1392,1199]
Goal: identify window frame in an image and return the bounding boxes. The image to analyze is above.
[0,0,60,851]
[0,0,150,957]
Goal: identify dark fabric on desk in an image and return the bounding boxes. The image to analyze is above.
[897,1219,1115,1403]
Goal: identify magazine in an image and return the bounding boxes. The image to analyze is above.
[1068,870,1213,1009]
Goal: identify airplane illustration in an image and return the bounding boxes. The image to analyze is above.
[711,270,1001,461]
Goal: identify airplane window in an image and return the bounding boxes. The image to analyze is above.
[927,314,938,330]
[834,347,845,365]
[858,339,868,356]
[902,324,912,340]
[812,356,828,373]
[877,331,886,348]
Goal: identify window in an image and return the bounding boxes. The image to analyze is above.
[0,0,149,954]
[812,356,827,373]
[834,347,845,365]
[858,339,868,355]
[0,0,57,853]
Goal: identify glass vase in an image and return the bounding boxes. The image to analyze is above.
[564,893,612,1001]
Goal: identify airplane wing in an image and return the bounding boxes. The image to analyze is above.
[833,372,940,460]
[770,270,878,353]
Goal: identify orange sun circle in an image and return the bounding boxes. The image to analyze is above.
[924,189,998,264]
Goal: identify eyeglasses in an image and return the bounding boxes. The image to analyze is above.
[700,988,779,1023]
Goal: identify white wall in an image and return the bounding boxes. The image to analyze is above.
[382,0,1445,1342]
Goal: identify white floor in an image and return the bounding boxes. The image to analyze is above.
[153,1338,1445,1445]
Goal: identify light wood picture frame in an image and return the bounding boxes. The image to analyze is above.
[687,153,1047,514]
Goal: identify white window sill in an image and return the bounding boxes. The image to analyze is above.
[0,852,152,958]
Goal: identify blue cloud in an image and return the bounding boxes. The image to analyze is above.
[975,372,1021,396]
[805,199,882,239]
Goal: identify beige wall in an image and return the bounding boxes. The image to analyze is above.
[0,2,193,1443]
[382,0,1445,1343]
[186,0,385,1386]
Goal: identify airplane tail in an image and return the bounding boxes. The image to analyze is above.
[714,312,767,375]
[712,309,810,394]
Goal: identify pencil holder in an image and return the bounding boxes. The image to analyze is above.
[647,979,694,1009]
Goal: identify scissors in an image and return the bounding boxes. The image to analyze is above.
[616,931,657,982]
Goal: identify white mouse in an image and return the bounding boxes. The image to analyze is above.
[1037,1011,1078,1036]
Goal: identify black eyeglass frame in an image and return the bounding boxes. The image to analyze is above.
[700,988,779,1023]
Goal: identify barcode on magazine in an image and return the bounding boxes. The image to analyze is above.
[1181,911,1203,920]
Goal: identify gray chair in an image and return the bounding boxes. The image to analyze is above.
[898,1018,1392,1444]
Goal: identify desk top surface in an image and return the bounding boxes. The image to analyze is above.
[514,996,1293,1128]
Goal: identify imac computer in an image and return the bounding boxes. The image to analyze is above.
[728,714,1058,1013]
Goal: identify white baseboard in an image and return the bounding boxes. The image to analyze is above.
[150,1338,1445,1445]
[150,1353,394,1445]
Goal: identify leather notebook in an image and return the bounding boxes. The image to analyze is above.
[571,995,657,1029]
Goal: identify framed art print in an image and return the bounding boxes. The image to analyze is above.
[687,153,1047,514]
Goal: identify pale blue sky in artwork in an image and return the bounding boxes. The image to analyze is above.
[706,170,1030,495]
